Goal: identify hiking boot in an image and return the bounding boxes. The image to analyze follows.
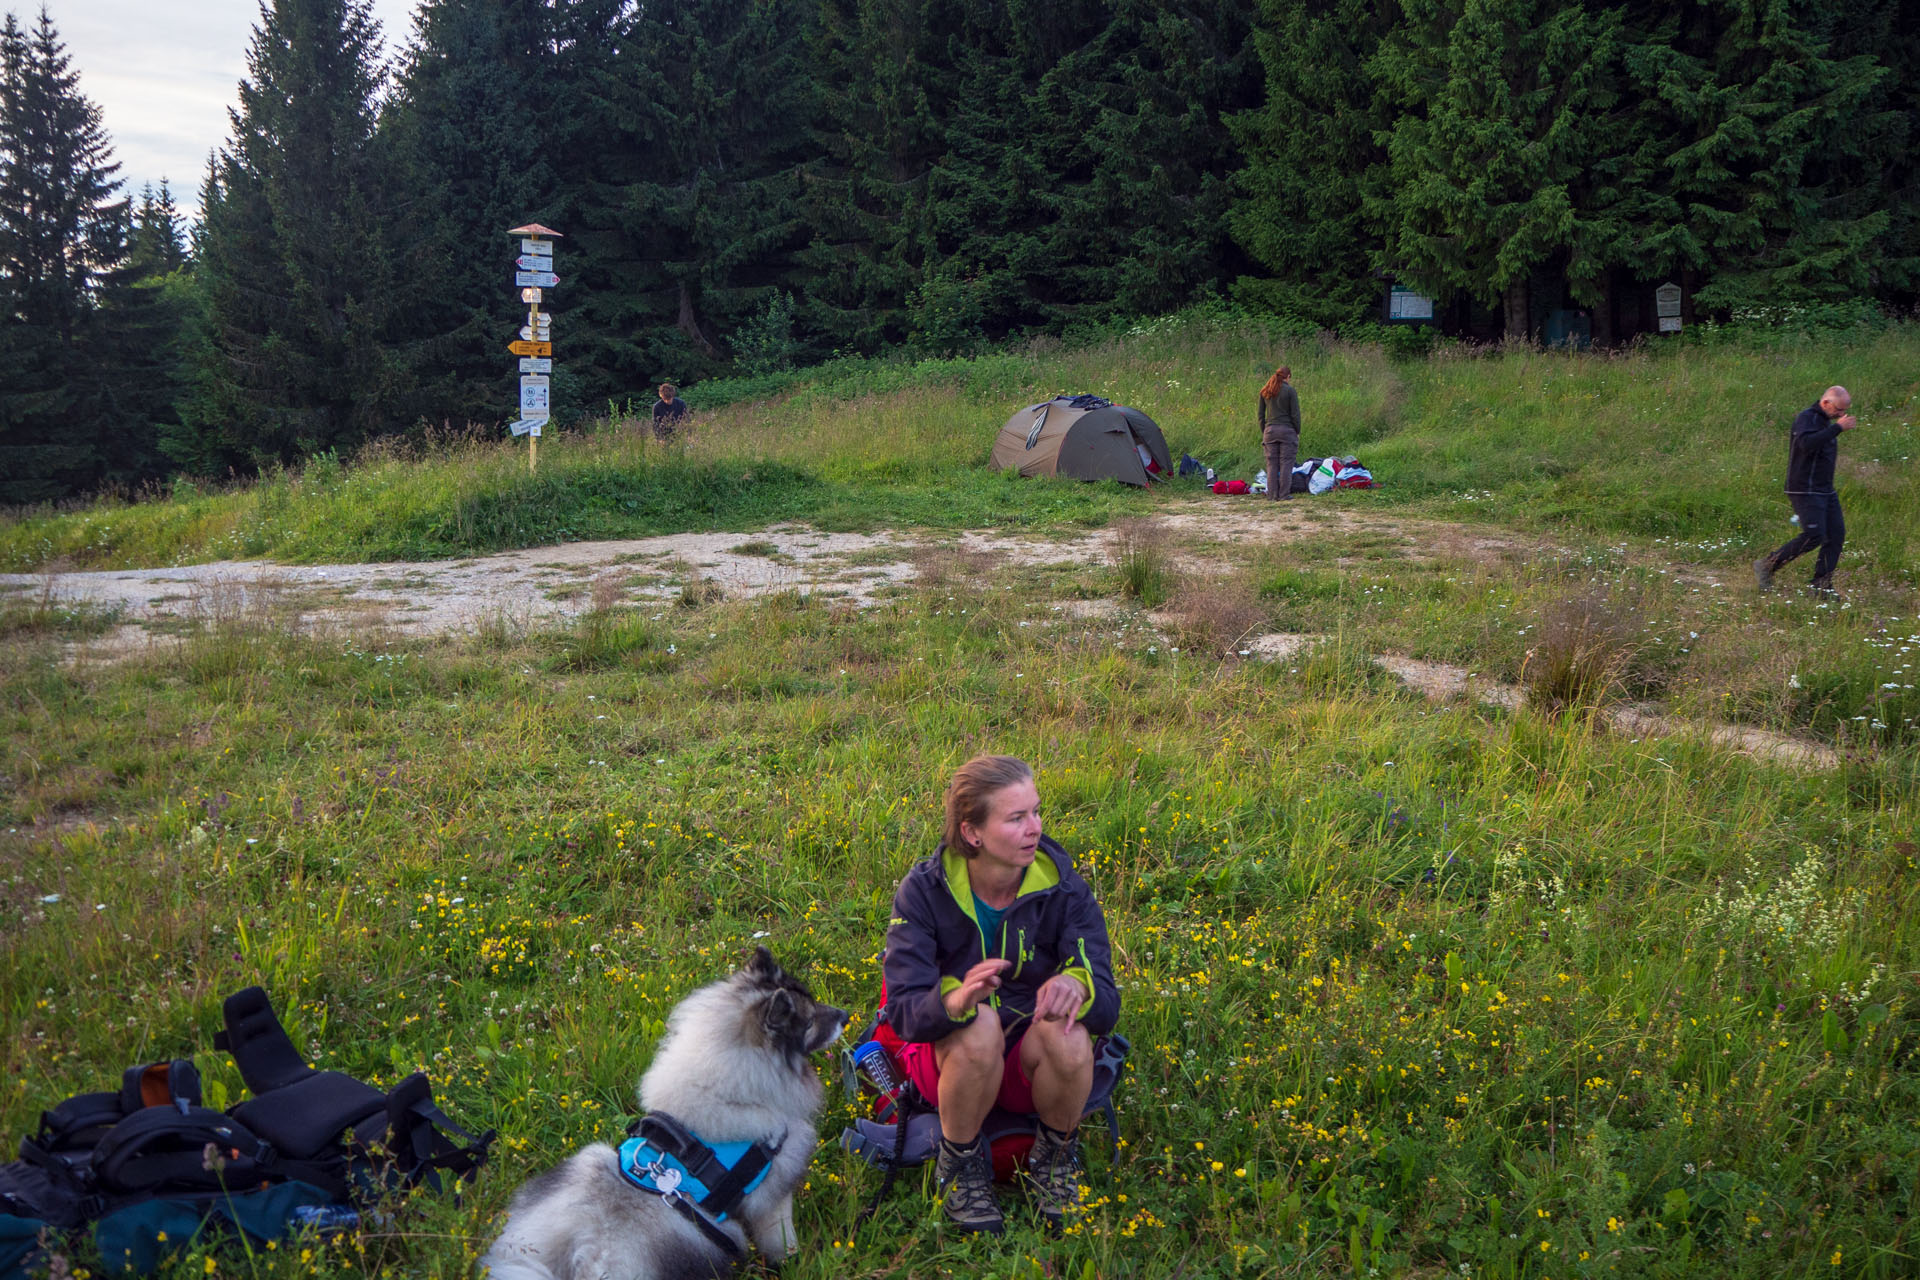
[1024,1124,1084,1231]
[1752,557,1775,591]
[935,1136,1003,1236]
[1808,577,1837,597]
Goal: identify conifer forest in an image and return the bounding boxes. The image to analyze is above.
[3,0,1917,502]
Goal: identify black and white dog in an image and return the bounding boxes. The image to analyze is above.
[481,948,847,1280]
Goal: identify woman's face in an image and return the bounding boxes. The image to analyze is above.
[963,778,1043,875]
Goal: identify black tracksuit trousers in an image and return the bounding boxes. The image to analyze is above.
[1765,491,1844,585]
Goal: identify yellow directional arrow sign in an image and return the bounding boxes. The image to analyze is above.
[508,340,552,357]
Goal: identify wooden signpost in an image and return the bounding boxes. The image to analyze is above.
[506,223,563,469]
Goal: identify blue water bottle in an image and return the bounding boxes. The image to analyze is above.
[852,1040,904,1121]
[853,1040,901,1094]
[290,1204,360,1235]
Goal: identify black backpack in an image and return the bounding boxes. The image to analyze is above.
[0,987,493,1277]
[213,986,491,1197]
[1,1060,217,1230]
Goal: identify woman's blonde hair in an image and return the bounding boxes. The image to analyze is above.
[1260,366,1291,400]
[942,754,1034,857]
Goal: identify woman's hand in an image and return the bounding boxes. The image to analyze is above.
[944,959,1012,1020]
[1033,973,1085,1023]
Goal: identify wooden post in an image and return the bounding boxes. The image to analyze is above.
[506,222,562,470]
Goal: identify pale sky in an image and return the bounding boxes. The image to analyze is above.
[49,0,421,217]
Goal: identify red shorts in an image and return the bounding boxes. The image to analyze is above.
[898,1030,1034,1115]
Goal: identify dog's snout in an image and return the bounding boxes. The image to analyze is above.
[813,1005,850,1052]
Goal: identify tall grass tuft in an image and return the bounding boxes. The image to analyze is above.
[1520,587,1642,713]
[1108,517,1173,606]
[553,577,664,671]
[1166,574,1268,655]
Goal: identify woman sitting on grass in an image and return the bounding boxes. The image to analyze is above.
[881,754,1121,1235]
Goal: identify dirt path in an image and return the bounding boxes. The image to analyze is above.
[0,505,1537,638]
[1,505,1831,769]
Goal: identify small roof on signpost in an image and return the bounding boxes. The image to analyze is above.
[507,223,563,237]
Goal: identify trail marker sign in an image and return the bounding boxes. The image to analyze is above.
[505,223,563,471]
[520,375,551,414]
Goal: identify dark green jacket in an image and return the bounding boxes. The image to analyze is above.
[1259,383,1301,443]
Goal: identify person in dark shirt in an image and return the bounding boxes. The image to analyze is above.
[651,382,690,441]
[1258,365,1301,500]
[1755,385,1857,592]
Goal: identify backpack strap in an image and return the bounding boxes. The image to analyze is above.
[230,1072,387,1161]
[28,1093,125,1156]
[852,1079,926,1226]
[386,1074,494,1190]
[214,987,314,1095]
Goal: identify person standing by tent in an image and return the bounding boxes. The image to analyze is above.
[1754,385,1857,593]
[1258,366,1300,500]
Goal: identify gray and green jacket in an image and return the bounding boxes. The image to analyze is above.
[882,836,1120,1045]
[1259,382,1301,443]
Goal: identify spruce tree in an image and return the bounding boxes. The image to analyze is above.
[1228,0,1397,326]
[902,0,1256,347]
[800,0,947,350]
[177,0,413,473]
[571,0,817,391]
[73,193,182,491]
[1367,0,1620,337]
[1607,0,1900,314]
[129,181,188,277]
[0,8,139,503]
[385,0,610,428]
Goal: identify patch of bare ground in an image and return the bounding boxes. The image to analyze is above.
[1369,653,1836,770]
[1243,632,1323,662]
[3,504,1843,770]
[1375,654,1525,711]
[1199,637,1834,771]
[0,505,1559,643]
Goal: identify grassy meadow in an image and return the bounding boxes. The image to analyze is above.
[4,315,1918,575]
[3,320,1920,1278]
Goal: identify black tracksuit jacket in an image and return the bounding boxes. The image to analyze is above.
[1785,402,1843,494]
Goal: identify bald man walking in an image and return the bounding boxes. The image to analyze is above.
[1755,385,1858,593]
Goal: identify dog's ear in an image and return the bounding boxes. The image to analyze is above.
[747,945,784,985]
[762,988,800,1039]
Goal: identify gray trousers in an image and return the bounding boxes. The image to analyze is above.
[1264,433,1297,500]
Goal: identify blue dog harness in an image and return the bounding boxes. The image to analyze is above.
[616,1112,782,1258]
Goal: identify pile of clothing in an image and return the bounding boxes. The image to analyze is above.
[1303,456,1376,493]
[1185,453,1378,495]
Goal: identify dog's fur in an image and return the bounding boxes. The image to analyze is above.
[481,948,848,1280]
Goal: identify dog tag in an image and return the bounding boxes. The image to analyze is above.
[652,1167,682,1194]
